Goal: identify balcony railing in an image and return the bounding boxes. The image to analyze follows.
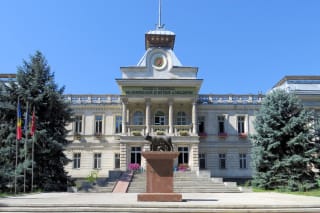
[64,95,121,104]
[127,125,146,136]
[198,94,264,105]
[151,125,169,135]
[174,125,192,136]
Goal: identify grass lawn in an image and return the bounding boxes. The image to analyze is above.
[0,193,9,198]
[252,187,320,197]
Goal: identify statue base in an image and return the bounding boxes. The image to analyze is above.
[137,193,182,202]
[137,152,182,202]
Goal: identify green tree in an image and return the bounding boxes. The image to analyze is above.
[251,89,320,191]
[0,51,73,192]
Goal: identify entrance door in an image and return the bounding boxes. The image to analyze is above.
[130,147,141,165]
[178,147,189,164]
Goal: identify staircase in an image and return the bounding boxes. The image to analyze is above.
[78,171,122,193]
[127,171,241,193]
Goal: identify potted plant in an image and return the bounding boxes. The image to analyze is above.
[131,131,142,136]
[178,163,189,172]
[218,132,228,138]
[239,133,247,138]
[199,132,207,138]
[179,130,189,136]
[128,163,140,173]
[156,130,165,135]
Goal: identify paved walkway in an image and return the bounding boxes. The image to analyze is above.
[1,192,320,212]
[112,172,133,193]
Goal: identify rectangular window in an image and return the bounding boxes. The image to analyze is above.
[93,153,102,169]
[239,153,247,169]
[73,153,81,169]
[114,153,120,169]
[199,153,206,169]
[219,153,226,169]
[237,116,245,134]
[95,115,103,135]
[74,115,82,134]
[115,115,122,133]
[218,115,225,134]
[198,116,205,133]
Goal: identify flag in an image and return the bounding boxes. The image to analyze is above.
[30,107,36,136]
[16,100,22,140]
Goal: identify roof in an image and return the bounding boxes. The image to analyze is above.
[273,75,320,88]
[0,73,16,79]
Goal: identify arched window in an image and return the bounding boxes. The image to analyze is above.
[154,111,165,125]
[133,111,144,125]
[176,111,187,125]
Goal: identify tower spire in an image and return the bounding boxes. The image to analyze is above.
[157,0,164,29]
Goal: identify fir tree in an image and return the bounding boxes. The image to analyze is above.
[251,89,320,191]
[0,51,73,192]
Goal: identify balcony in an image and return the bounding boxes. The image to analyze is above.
[123,124,194,137]
[127,125,145,136]
[174,125,192,136]
[197,94,264,105]
[151,125,169,135]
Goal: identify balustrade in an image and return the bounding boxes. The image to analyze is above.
[197,94,264,105]
[64,95,121,104]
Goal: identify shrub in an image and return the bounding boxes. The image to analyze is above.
[131,131,142,136]
[156,130,165,135]
[179,130,189,136]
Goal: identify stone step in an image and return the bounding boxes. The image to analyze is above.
[127,171,241,193]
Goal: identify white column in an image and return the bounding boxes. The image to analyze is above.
[145,98,151,134]
[122,99,127,134]
[192,100,197,135]
[120,143,127,171]
[168,99,173,135]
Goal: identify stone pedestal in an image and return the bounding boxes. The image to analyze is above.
[137,151,182,202]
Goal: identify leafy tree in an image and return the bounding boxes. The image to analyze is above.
[251,89,320,191]
[0,51,73,192]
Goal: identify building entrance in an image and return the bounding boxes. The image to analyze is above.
[178,147,189,165]
[130,147,141,165]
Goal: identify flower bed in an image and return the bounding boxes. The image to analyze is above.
[128,163,140,173]
[178,163,189,172]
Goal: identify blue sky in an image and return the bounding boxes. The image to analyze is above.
[1,0,319,94]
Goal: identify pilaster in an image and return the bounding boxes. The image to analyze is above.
[192,99,197,135]
[168,99,173,135]
[145,98,151,134]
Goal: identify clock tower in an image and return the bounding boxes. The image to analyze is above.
[116,0,202,172]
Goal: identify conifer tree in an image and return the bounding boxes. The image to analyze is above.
[0,51,73,192]
[251,89,320,191]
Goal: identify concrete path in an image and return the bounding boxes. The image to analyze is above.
[112,171,133,193]
[1,192,320,212]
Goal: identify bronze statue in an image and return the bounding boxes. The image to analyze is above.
[145,134,174,151]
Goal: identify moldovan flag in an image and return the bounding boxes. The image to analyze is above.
[16,100,22,140]
[30,107,36,136]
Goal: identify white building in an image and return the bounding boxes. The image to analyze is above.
[64,23,320,181]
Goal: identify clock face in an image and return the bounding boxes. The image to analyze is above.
[152,54,167,70]
[154,56,164,67]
